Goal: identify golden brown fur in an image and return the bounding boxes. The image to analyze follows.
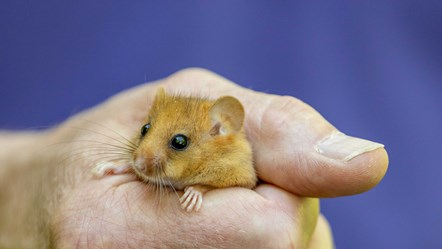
[132,88,257,190]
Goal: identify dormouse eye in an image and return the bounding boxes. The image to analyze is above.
[170,134,189,151]
[140,123,151,136]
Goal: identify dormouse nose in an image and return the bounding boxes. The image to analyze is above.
[134,156,147,171]
[133,151,165,173]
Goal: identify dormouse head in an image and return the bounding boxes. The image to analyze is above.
[132,87,245,187]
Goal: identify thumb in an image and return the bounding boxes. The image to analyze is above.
[243,92,388,197]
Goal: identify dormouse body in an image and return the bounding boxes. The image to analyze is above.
[132,88,257,211]
[92,87,257,212]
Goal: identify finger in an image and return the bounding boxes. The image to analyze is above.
[307,214,335,249]
[245,92,389,197]
[254,184,319,249]
[104,68,389,197]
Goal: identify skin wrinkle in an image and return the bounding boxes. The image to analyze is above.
[256,186,307,248]
[182,191,263,248]
[302,155,328,195]
[134,184,199,248]
[53,181,113,248]
[264,96,325,146]
[309,157,349,197]
[109,187,143,247]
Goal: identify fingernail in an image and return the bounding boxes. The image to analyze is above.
[314,131,384,161]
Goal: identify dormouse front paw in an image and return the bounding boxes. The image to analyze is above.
[92,161,131,178]
[180,186,205,212]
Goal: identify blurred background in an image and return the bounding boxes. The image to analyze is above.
[1,1,441,248]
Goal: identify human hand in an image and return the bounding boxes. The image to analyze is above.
[0,68,388,248]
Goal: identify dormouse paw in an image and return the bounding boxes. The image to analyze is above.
[92,161,131,178]
[180,186,204,212]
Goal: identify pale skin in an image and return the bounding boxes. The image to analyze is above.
[0,68,388,248]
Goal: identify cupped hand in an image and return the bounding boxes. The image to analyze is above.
[46,68,387,248]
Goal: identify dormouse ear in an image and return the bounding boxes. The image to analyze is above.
[209,96,245,136]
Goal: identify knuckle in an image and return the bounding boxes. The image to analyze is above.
[170,67,217,79]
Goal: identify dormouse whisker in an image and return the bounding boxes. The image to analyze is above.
[76,119,138,148]
[65,125,137,150]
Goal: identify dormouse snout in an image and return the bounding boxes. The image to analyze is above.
[133,151,165,176]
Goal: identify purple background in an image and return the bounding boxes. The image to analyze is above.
[1,1,441,248]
